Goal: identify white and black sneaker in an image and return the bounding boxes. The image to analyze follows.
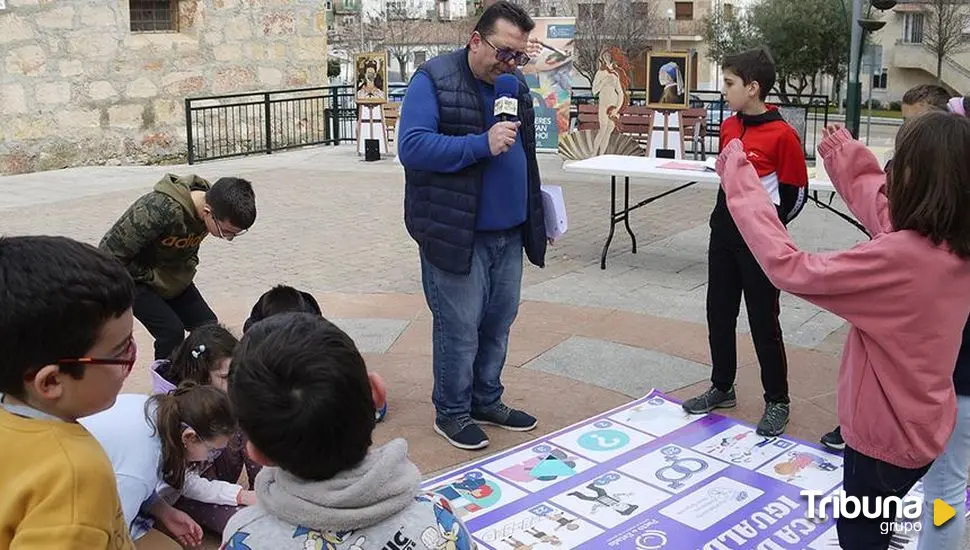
[821,426,845,451]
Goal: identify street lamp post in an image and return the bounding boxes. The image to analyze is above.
[846,0,863,138]
[846,0,896,138]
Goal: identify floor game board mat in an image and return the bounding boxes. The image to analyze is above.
[419,389,970,550]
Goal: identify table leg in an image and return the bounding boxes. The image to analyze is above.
[600,175,618,270]
[623,176,637,254]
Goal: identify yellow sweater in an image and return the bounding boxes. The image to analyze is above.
[0,409,135,549]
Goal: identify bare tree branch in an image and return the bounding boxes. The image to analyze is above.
[365,1,479,81]
[923,0,970,84]
[572,0,660,85]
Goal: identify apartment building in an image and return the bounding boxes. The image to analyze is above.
[861,0,969,103]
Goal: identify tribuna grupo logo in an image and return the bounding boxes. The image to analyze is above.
[802,490,956,536]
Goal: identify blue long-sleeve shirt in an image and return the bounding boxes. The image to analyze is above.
[398,71,528,231]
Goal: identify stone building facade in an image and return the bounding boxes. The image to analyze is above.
[0,0,328,175]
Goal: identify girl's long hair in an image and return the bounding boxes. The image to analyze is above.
[145,382,236,490]
[167,323,238,386]
[888,111,970,259]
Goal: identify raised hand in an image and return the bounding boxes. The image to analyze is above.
[822,123,846,140]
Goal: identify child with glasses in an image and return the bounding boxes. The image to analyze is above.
[0,236,137,549]
[81,383,242,549]
[100,174,257,361]
[151,323,262,536]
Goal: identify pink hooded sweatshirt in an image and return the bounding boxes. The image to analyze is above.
[716,129,970,469]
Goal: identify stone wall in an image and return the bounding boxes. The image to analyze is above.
[0,0,328,175]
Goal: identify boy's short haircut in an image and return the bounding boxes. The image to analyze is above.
[230,312,375,481]
[207,177,256,230]
[722,48,776,101]
[0,236,134,398]
[902,84,950,110]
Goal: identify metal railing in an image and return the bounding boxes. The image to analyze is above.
[184,84,829,163]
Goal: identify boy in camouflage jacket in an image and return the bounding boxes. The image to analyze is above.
[100,173,256,360]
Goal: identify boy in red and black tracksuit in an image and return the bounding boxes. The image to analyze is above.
[683,48,808,437]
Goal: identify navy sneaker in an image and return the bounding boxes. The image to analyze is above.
[472,403,538,432]
[434,417,489,450]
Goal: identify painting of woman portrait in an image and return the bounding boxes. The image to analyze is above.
[355,52,388,105]
[647,52,690,110]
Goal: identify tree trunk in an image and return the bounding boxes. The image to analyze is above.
[937,55,944,85]
[397,55,409,82]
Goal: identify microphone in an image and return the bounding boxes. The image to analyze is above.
[494,73,519,123]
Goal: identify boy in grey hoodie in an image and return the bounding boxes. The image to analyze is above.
[223,312,475,550]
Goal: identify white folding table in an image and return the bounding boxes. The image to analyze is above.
[562,155,867,269]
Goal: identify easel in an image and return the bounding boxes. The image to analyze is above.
[356,103,388,156]
[649,110,683,159]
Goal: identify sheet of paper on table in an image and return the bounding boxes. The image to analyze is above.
[658,158,718,173]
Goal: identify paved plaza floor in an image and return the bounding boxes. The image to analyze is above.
[0,144,890,547]
[0,144,867,471]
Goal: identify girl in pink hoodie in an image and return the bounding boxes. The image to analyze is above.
[715,111,970,549]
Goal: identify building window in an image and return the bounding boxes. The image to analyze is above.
[674,1,694,20]
[632,2,651,20]
[872,68,888,90]
[414,51,427,65]
[903,13,924,43]
[129,0,178,33]
[723,3,734,20]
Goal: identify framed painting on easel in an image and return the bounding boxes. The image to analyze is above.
[646,51,690,111]
[354,51,388,105]
[354,52,389,157]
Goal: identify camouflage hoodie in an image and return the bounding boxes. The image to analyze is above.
[100,174,210,299]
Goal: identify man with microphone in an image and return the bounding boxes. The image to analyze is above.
[398,0,547,450]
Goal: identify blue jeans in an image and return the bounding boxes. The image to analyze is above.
[918,394,970,550]
[421,228,523,425]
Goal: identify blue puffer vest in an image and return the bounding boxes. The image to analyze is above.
[403,48,547,275]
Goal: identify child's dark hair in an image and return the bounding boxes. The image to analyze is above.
[889,111,970,259]
[0,236,134,398]
[230,312,375,481]
[207,177,256,230]
[146,382,236,490]
[243,285,323,333]
[167,323,238,386]
[901,84,950,110]
[722,48,776,101]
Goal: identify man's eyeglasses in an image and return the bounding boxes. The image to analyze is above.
[481,34,531,67]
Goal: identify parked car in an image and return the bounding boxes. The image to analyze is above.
[388,82,408,101]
